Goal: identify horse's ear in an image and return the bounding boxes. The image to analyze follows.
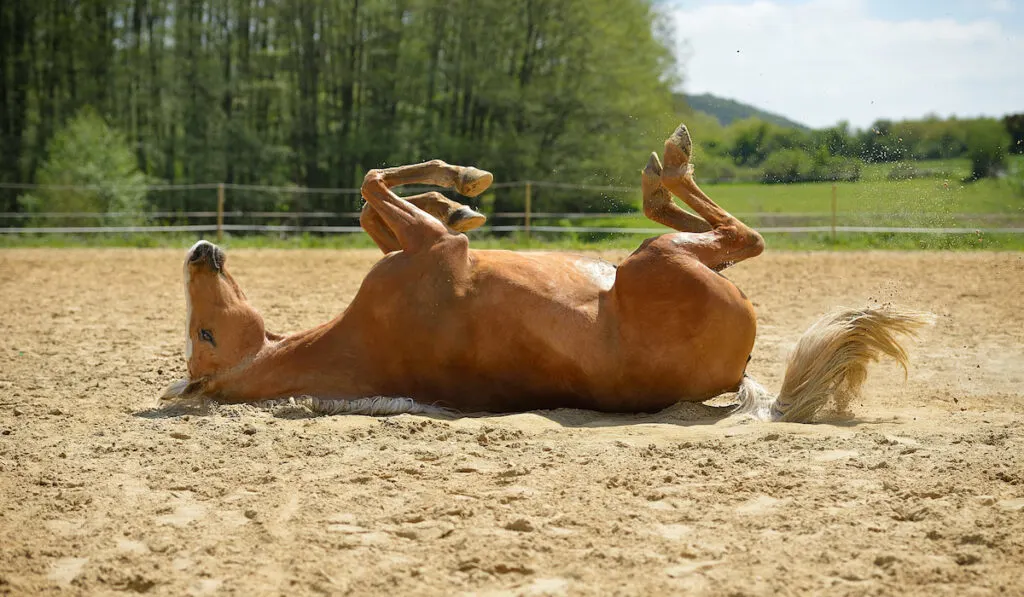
[161,377,208,402]
[265,330,285,342]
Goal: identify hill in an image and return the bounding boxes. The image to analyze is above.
[680,92,810,130]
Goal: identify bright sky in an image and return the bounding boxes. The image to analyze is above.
[665,0,1024,129]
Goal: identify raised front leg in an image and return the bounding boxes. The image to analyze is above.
[360,171,451,254]
[375,160,494,197]
[361,192,486,254]
[360,160,493,253]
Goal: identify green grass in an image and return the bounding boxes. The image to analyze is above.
[3,229,1022,252]
[858,158,972,183]
[566,157,1024,231]
[0,232,383,250]
[3,158,1022,252]
[694,176,1019,215]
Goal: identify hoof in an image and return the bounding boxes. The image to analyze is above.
[456,167,494,197]
[663,123,693,170]
[447,206,487,232]
[642,151,663,180]
[641,152,667,200]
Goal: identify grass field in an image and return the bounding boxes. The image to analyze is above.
[543,157,1024,250]
[2,158,1022,251]
[598,158,1024,218]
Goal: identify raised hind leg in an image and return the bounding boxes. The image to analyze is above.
[655,124,764,270]
[362,191,486,254]
[641,152,711,233]
[360,160,492,254]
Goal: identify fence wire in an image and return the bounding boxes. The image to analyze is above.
[2,180,1021,237]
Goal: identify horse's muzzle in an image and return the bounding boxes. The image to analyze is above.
[188,240,224,271]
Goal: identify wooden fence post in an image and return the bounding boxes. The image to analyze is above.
[830,183,837,243]
[216,183,225,242]
[524,181,532,239]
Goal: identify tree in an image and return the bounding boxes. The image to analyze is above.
[1004,114,1024,155]
[727,118,773,167]
[19,108,152,225]
[760,148,812,184]
[964,119,1010,181]
[3,0,681,216]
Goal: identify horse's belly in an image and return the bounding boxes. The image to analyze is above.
[356,248,755,412]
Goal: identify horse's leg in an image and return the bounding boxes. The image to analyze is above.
[361,191,486,254]
[359,160,492,253]
[656,124,764,270]
[376,160,493,197]
[641,152,711,233]
[359,170,451,254]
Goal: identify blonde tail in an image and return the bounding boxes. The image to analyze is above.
[733,308,932,423]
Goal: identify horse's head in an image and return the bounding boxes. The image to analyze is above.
[163,240,270,400]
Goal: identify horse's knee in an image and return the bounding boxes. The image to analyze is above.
[362,169,384,190]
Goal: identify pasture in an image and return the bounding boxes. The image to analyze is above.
[1,248,1022,595]
[3,157,1024,253]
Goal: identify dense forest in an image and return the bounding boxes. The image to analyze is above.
[0,0,679,214]
[2,0,1021,220]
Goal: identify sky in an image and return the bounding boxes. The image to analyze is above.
[664,0,1024,129]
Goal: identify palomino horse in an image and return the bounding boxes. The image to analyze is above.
[164,124,928,421]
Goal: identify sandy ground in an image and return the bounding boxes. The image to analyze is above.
[0,248,1022,596]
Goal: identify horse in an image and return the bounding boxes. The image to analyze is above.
[163,124,928,422]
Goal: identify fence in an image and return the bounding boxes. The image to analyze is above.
[2,181,1023,240]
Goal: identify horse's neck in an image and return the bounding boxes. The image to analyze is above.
[210,318,365,402]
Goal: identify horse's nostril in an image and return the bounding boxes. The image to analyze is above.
[211,246,225,270]
[188,240,222,267]
[189,243,210,263]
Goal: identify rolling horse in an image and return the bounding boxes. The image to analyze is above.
[163,124,928,421]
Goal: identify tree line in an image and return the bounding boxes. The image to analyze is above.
[684,107,1023,185]
[3,0,1020,221]
[1,0,679,216]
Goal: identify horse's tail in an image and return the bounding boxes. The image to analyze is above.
[733,307,932,423]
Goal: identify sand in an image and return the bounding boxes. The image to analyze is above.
[0,248,1022,596]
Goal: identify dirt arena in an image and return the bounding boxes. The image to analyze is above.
[1,248,1022,596]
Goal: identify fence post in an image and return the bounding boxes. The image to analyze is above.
[830,183,837,243]
[216,183,225,242]
[524,181,532,239]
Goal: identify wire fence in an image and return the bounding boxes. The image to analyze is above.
[2,180,1022,238]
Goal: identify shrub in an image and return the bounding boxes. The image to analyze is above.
[1004,160,1024,198]
[964,119,1010,180]
[695,155,739,183]
[761,149,813,183]
[809,150,861,182]
[760,148,861,184]
[18,107,152,226]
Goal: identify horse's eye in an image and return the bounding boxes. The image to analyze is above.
[199,329,215,346]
